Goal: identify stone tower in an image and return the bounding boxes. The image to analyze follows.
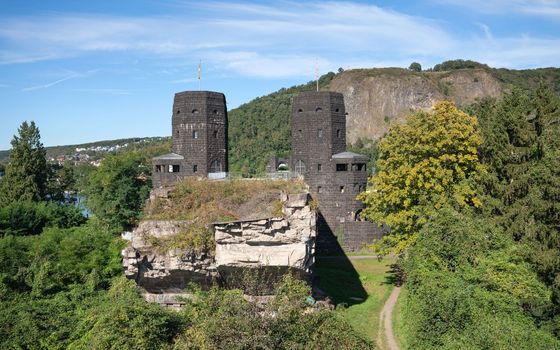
[292,91,382,252]
[152,91,228,187]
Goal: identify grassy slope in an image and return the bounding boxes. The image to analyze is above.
[315,256,396,342]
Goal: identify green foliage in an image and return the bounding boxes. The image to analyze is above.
[45,161,76,202]
[69,277,181,350]
[408,62,422,72]
[0,201,86,237]
[432,59,490,72]
[83,150,151,230]
[402,208,558,349]
[147,223,215,254]
[173,274,373,349]
[0,221,124,349]
[358,101,485,253]
[0,121,48,206]
[468,86,560,335]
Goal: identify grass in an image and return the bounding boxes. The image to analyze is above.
[314,256,396,342]
[144,178,307,222]
[393,286,408,350]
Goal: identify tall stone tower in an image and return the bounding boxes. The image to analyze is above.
[291,91,346,181]
[292,91,382,253]
[152,91,228,187]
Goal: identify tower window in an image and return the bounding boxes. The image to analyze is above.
[335,108,339,112]
[294,160,306,176]
[155,165,162,173]
[193,130,199,139]
[317,186,322,193]
[340,186,345,193]
[315,107,322,112]
[169,164,180,173]
[318,164,322,171]
[213,109,218,114]
[177,110,181,114]
[298,129,302,136]
[317,128,323,138]
[213,130,218,138]
[336,164,348,171]
[298,108,303,113]
[209,160,222,173]
[337,129,341,138]
[193,164,198,172]
[192,109,199,114]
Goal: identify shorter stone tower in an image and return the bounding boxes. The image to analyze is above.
[292,91,383,252]
[152,91,228,188]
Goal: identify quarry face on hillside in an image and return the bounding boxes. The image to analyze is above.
[329,68,503,143]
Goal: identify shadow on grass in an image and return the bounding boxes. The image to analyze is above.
[383,262,404,287]
[312,213,368,307]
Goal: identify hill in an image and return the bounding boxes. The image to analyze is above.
[0,137,171,164]
[228,60,560,174]
[3,60,559,174]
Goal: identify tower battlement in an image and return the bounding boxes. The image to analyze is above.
[152,90,228,188]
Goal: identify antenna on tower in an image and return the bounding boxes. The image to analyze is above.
[315,58,319,92]
[197,60,201,91]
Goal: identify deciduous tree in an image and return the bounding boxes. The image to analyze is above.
[358,101,485,252]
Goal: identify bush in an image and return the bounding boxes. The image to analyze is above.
[0,201,86,237]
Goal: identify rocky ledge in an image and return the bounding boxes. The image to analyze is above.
[122,191,316,304]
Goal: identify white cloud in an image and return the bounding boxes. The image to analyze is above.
[434,0,560,17]
[21,69,98,91]
[21,73,80,91]
[0,1,558,78]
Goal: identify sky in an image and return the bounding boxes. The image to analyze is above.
[0,0,559,150]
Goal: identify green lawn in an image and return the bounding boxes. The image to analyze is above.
[314,256,396,342]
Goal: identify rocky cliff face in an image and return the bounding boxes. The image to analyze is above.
[328,68,503,143]
[122,192,316,304]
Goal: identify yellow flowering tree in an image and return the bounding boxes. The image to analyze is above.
[358,101,485,253]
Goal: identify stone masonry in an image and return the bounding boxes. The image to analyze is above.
[122,192,316,304]
[291,91,384,252]
[152,91,228,187]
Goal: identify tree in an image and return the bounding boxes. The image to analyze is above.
[0,121,47,206]
[83,151,151,230]
[469,86,560,334]
[358,101,485,252]
[408,62,422,72]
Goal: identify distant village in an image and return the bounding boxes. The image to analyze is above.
[44,137,168,167]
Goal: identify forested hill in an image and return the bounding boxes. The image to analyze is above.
[227,60,560,174]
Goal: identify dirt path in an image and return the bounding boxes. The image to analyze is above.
[379,286,401,350]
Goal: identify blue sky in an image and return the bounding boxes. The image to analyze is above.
[1,0,559,149]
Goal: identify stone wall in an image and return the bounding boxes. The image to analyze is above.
[122,192,316,304]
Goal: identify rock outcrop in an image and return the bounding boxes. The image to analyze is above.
[328,68,503,143]
[122,192,316,304]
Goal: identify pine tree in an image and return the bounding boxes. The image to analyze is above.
[0,121,47,206]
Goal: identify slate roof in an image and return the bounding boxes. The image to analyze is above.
[152,153,184,160]
[331,151,368,160]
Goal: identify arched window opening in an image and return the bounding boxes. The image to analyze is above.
[192,109,199,114]
[177,110,181,114]
[298,108,303,113]
[294,160,306,176]
[213,109,218,115]
[209,160,222,173]
[315,107,322,112]
[335,108,339,112]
